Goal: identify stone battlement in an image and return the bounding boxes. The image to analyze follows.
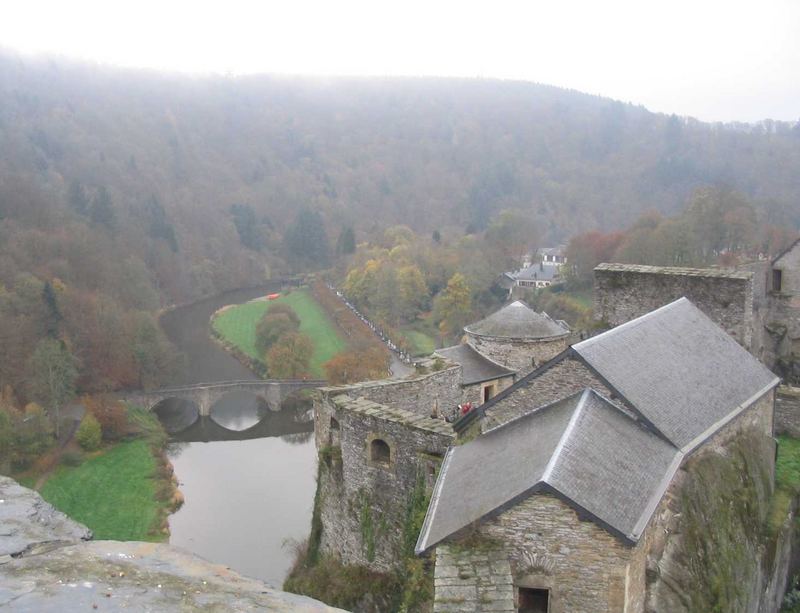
[332,395,455,436]
[595,262,753,280]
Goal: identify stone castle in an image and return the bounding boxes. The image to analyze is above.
[311,265,800,613]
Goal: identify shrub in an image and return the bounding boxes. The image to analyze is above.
[83,394,128,441]
[76,414,102,451]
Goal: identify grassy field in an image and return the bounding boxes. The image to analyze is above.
[212,288,346,377]
[39,439,165,541]
[399,329,437,357]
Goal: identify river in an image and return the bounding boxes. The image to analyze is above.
[158,285,317,587]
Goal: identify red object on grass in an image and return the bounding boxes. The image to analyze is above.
[267,293,281,300]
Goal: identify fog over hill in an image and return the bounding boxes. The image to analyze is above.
[3,51,800,248]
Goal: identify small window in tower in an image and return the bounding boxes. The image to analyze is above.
[370,438,391,464]
[518,587,550,613]
[773,268,783,292]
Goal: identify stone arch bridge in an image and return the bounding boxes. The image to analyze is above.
[118,379,325,416]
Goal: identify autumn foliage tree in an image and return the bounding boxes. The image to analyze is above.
[266,332,314,379]
[82,394,128,442]
[255,306,301,354]
[324,345,390,384]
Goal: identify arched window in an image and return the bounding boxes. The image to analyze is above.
[370,438,391,464]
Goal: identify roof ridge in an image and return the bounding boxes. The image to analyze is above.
[541,389,590,483]
[574,297,689,351]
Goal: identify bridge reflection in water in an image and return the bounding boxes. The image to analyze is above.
[153,390,314,444]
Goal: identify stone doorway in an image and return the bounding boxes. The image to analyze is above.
[518,586,549,613]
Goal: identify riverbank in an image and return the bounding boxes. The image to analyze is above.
[210,287,346,378]
[32,408,180,542]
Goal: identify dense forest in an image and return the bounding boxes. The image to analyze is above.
[1,49,800,406]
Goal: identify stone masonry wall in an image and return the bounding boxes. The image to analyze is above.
[483,356,617,430]
[776,386,800,437]
[318,396,454,572]
[461,375,516,408]
[477,493,633,613]
[640,391,782,613]
[433,544,515,613]
[466,333,568,375]
[314,365,461,448]
[594,263,754,349]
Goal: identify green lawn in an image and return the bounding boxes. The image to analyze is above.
[776,435,800,492]
[212,288,346,378]
[39,439,164,541]
[399,329,437,357]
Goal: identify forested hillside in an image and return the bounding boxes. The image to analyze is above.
[1,49,800,402]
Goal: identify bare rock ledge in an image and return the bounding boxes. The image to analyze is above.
[0,476,346,612]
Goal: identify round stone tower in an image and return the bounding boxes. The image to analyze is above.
[464,300,570,374]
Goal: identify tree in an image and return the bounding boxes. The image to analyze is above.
[255,312,299,354]
[28,338,78,438]
[83,394,128,442]
[76,413,102,451]
[435,273,472,340]
[90,186,117,231]
[266,332,314,378]
[230,203,264,251]
[67,179,89,216]
[396,265,429,322]
[324,346,389,384]
[336,226,356,255]
[41,280,62,338]
[284,208,330,269]
[485,209,538,269]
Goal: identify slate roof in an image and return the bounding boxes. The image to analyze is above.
[464,301,569,340]
[435,344,514,385]
[416,389,681,553]
[572,297,778,451]
[418,297,780,553]
[508,263,561,282]
[772,237,800,265]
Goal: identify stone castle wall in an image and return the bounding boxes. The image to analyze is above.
[776,386,800,437]
[593,263,754,349]
[317,396,454,572]
[314,365,462,448]
[640,391,789,613]
[466,333,568,375]
[461,375,516,408]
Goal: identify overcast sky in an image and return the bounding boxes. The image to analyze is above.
[2,0,799,123]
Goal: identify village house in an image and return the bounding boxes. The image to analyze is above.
[538,246,567,265]
[417,298,781,613]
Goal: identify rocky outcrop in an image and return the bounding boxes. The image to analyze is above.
[0,476,346,611]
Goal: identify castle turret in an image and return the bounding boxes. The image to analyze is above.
[464,300,569,374]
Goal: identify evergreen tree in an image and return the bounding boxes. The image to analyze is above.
[284,208,330,269]
[336,226,356,255]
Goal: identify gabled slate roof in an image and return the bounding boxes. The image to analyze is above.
[572,298,779,451]
[435,344,514,385]
[511,263,560,282]
[464,301,569,340]
[420,297,780,553]
[416,389,681,553]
